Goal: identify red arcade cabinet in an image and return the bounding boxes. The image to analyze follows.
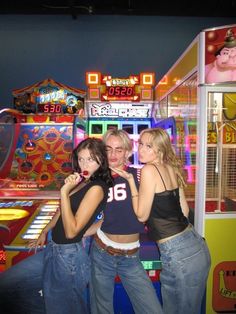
[0,78,86,270]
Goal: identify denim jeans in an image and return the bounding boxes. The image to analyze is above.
[43,240,90,314]
[158,226,211,314]
[0,249,45,314]
[90,240,163,314]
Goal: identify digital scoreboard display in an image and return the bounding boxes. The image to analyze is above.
[107,86,134,97]
[101,75,139,101]
[37,103,62,113]
[86,72,155,102]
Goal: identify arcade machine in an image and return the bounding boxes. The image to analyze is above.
[153,24,236,313]
[0,78,86,270]
[85,72,162,312]
[85,72,154,165]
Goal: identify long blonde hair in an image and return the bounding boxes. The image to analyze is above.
[140,127,187,188]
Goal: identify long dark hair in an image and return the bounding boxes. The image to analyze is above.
[72,137,113,187]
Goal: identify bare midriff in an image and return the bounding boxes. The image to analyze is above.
[104,233,139,243]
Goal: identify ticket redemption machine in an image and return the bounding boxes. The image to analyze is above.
[85,72,154,166]
[0,78,86,269]
[153,24,236,313]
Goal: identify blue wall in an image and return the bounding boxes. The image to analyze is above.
[0,15,235,108]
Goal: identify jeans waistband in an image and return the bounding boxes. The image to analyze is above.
[158,224,197,251]
[97,228,140,249]
[49,240,83,253]
[94,234,139,256]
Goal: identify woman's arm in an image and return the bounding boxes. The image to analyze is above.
[179,187,189,218]
[111,165,155,222]
[28,208,61,251]
[60,184,104,239]
[133,165,156,222]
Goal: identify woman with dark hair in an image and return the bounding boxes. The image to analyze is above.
[0,138,112,314]
[72,137,113,186]
[39,137,113,314]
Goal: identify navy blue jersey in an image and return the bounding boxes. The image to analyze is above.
[101,167,144,235]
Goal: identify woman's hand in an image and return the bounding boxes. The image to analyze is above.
[60,172,81,194]
[109,167,133,180]
[28,230,47,253]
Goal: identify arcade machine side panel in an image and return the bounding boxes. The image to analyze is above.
[1,199,59,269]
[0,123,17,178]
[73,116,87,147]
[202,87,236,314]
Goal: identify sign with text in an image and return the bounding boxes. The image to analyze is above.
[86,102,153,118]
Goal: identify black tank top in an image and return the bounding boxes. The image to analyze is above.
[147,165,189,241]
[52,179,108,244]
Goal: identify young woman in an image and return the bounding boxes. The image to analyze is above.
[112,128,211,314]
[28,137,113,314]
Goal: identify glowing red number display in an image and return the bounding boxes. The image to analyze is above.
[108,86,134,97]
[38,104,62,113]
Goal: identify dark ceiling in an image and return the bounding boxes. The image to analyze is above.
[1,0,236,18]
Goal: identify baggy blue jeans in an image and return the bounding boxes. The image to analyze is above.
[158,226,211,314]
[90,240,163,314]
[43,240,91,314]
[0,249,45,314]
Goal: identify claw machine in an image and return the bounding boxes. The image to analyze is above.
[153,24,236,313]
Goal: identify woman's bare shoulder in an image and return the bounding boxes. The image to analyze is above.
[141,164,158,175]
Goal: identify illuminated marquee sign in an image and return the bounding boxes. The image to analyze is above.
[36,88,82,114]
[38,89,65,103]
[13,78,86,115]
[87,102,152,118]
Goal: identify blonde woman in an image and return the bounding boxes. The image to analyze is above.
[112,127,211,314]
